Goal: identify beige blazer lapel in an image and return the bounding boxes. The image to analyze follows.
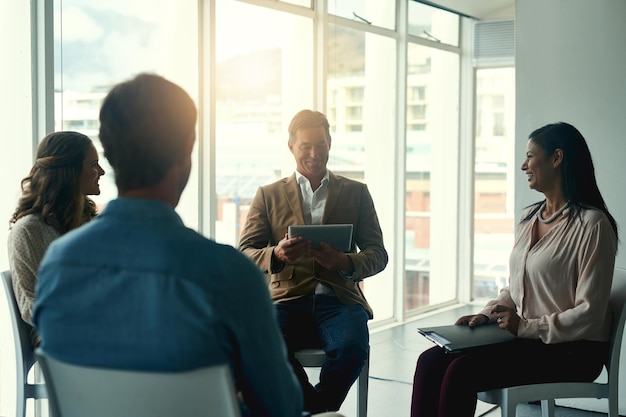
[282,174,307,225]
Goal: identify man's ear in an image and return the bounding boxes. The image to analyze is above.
[172,135,195,176]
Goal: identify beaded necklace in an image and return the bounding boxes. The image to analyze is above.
[537,201,569,224]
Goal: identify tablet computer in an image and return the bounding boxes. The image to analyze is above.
[288,224,353,252]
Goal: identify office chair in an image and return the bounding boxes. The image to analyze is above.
[36,348,241,417]
[1,270,48,417]
[478,267,626,417]
[295,348,369,417]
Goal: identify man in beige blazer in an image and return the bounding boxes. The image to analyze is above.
[239,109,388,413]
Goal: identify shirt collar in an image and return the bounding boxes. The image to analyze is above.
[102,197,184,226]
[295,170,330,187]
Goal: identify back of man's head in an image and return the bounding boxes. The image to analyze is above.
[99,73,197,193]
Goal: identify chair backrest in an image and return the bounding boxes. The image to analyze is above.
[606,268,626,387]
[36,349,241,417]
[1,270,37,374]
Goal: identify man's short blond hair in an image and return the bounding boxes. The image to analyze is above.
[288,109,331,146]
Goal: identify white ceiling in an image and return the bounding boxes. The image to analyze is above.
[423,0,515,20]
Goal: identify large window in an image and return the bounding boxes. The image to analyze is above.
[403,4,460,314]
[47,0,467,324]
[326,24,397,321]
[214,0,313,247]
[53,0,199,227]
[404,43,460,313]
[473,67,516,300]
[9,0,493,327]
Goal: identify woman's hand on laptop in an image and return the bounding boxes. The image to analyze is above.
[456,314,489,328]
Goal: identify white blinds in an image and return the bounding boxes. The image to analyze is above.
[474,19,515,65]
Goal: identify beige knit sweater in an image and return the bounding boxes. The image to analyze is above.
[8,214,60,325]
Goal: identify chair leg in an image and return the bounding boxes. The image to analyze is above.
[16,369,27,417]
[608,397,618,417]
[500,394,517,417]
[540,399,555,417]
[356,357,368,417]
[34,364,46,416]
[16,396,26,417]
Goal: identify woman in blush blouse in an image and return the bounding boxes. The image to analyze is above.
[8,131,105,345]
[410,122,619,417]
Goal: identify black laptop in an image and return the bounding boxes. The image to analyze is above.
[418,323,516,353]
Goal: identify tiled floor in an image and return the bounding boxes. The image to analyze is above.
[330,304,612,417]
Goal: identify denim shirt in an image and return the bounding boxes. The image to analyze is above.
[33,197,303,417]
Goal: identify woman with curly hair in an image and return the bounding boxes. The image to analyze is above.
[8,131,105,344]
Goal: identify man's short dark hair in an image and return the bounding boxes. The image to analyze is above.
[99,73,197,192]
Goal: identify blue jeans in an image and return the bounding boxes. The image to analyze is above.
[275,295,370,413]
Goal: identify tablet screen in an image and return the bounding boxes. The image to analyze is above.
[288,224,353,252]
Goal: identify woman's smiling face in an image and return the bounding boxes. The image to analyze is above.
[79,143,105,195]
[521,138,560,193]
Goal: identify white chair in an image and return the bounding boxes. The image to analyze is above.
[294,348,369,417]
[35,349,241,417]
[1,270,48,417]
[477,267,626,417]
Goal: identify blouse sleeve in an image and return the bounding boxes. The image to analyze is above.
[479,287,516,322]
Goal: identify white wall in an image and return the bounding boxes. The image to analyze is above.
[515,0,626,413]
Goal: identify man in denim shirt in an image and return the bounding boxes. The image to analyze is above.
[33,74,303,417]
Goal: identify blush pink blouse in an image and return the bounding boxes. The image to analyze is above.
[480,205,618,343]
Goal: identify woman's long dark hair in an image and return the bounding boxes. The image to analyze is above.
[10,131,97,234]
[523,122,618,240]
